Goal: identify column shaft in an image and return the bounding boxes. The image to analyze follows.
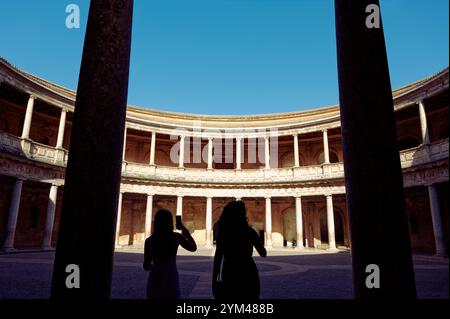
[293,134,300,167]
[42,185,58,249]
[206,197,212,247]
[176,196,183,216]
[265,197,272,248]
[428,185,447,256]
[264,137,270,169]
[295,197,304,248]
[179,135,185,168]
[335,0,416,298]
[2,179,23,251]
[56,109,67,148]
[145,195,153,238]
[326,195,336,250]
[207,138,213,170]
[323,130,330,164]
[236,138,242,170]
[21,95,35,139]
[50,0,134,299]
[150,131,156,165]
[122,127,128,161]
[115,193,123,247]
[418,101,430,144]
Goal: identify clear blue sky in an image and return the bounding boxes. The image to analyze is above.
[0,0,448,115]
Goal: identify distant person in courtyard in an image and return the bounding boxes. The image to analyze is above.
[143,209,197,299]
[212,200,267,299]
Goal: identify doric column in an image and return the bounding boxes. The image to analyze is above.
[2,179,24,251]
[176,195,183,216]
[293,134,300,167]
[115,192,124,247]
[56,108,67,149]
[207,137,213,170]
[122,127,128,161]
[205,196,213,247]
[145,194,153,238]
[418,101,430,145]
[265,197,272,248]
[21,95,35,139]
[149,131,156,166]
[295,196,304,249]
[42,185,58,249]
[427,185,448,257]
[264,137,270,169]
[335,0,416,298]
[50,0,133,299]
[322,129,330,164]
[179,135,185,168]
[236,137,242,170]
[326,194,337,250]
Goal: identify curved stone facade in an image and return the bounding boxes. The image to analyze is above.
[0,57,448,253]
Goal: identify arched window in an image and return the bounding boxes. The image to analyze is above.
[398,136,420,151]
[317,151,339,164]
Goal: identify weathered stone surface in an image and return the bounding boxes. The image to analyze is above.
[50,0,133,299]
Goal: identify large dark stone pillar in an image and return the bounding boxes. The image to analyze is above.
[334,0,416,298]
[51,0,133,299]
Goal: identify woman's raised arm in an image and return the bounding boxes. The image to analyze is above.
[177,224,197,252]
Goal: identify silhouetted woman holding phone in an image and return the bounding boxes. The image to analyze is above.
[143,209,197,299]
[212,201,267,299]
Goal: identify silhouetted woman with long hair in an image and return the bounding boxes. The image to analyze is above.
[212,201,267,299]
[143,209,197,299]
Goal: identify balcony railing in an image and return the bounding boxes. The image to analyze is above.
[0,131,448,184]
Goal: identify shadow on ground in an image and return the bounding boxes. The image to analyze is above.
[0,250,447,299]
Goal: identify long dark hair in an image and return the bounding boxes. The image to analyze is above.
[218,200,250,244]
[151,209,175,261]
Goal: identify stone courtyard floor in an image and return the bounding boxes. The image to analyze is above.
[0,247,448,299]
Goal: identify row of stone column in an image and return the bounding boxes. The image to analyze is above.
[1,178,446,255]
[21,95,68,150]
[20,94,430,169]
[2,179,59,251]
[114,193,338,250]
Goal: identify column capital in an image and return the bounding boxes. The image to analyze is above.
[417,99,425,106]
[206,195,214,200]
[321,128,328,133]
[324,193,333,198]
[265,196,272,200]
[208,136,214,141]
[28,94,37,100]
[294,195,302,199]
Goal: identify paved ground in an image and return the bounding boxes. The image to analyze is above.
[0,247,447,299]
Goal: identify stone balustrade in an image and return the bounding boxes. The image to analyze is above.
[0,131,448,185]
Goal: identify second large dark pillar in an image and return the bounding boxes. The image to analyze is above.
[334,0,416,298]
